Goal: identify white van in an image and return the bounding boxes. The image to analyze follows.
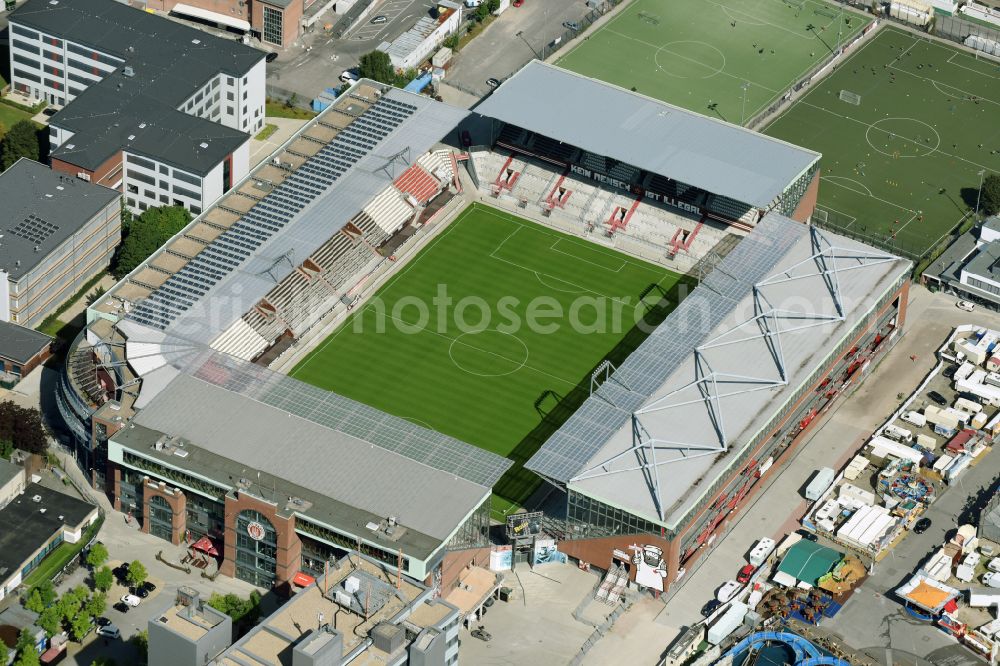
[901,411,926,428]
[340,70,358,83]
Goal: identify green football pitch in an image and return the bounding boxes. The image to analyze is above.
[291,204,691,518]
[764,26,1000,257]
[557,0,870,122]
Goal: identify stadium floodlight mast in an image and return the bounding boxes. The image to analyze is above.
[975,169,987,220]
[740,81,751,125]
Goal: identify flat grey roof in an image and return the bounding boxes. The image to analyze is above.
[0,459,21,488]
[964,240,1000,283]
[0,159,120,280]
[13,0,260,173]
[475,61,819,209]
[0,484,97,582]
[126,371,496,544]
[0,321,52,365]
[527,214,911,528]
[123,87,468,343]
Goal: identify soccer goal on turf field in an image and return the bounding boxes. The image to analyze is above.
[638,11,660,25]
[839,89,861,105]
[783,0,805,10]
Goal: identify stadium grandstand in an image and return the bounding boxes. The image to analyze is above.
[523,212,912,594]
[470,62,821,271]
[55,79,507,592]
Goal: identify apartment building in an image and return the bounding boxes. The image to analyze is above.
[0,159,120,328]
[8,0,263,214]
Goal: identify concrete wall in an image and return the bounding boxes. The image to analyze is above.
[0,466,26,509]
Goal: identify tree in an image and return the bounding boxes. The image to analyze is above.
[69,612,93,642]
[126,560,148,588]
[14,628,39,666]
[486,0,500,12]
[24,589,45,614]
[0,120,40,170]
[0,402,47,455]
[112,206,192,278]
[86,543,109,569]
[0,639,8,666]
[84,592,106,619]
[130,630,148,661]
[93,566,114,593]
[0,439,13,460]
[357,50,395,85]
[981,173,1000,217]
[207,591,262,625]
[37,605,63,638]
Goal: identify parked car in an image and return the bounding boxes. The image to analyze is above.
[340,70,359,83]
[736,564,756,585]
[471,626,492,641]
[796,529,818,543]
[141,581,157,593]
[112,563,129,583]
[370,15,387,24]
[928,390,948,406]
[563,20,580,31]
[112,602,130,614]
[486,77,501,88]
[513,0,523,5]
[701,599,722,617]
[957,300,976,312]
[265,52,278,63]
[944,366,957,379]
[987,557,1000,573]
[120,594,141,607]
[982,571,1000,588]
[913,517,932,534]
[95,617,112,627]
[716,580,741,603]
[129,586,149,599]
[97,625,120,640]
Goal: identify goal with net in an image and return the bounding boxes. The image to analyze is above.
[638,11,660,25]
[839,90,861,105]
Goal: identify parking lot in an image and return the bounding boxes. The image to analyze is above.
[346,0,426,41]
[441,0,594,99]
[580,287,1000,665]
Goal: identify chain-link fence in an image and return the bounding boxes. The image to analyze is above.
[883,5,1000,56]
[544,0,626,61]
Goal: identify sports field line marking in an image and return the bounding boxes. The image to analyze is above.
[821,175,872,197]
[291,207,475,374]
[708,0,839,39]
[946,50,1000,78]
[489,251,636,308]
[794,97,997,172]
[472,203,666,275]
[814,203,858,229]
[891,65,1000,109]
[548,238,627,273]
[364,305,580,389]
[817,170,918,214]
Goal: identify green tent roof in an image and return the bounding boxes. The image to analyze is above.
[776,541,843,586]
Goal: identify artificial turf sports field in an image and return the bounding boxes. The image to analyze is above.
[556,0,870,122]
[291,204,692,518]
[763,26,1000,257]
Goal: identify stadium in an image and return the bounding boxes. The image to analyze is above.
[57,62,910,598]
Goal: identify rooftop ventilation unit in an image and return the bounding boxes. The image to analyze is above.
[123,66,135,78]
[199,142,209,149]
[192,39,201,45]
[128,135,136,141]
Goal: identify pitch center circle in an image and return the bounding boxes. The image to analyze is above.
[448,329,529,377]
[864,117,940,158]
[654,41,727,79]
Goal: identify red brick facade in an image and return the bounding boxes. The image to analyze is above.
[790,169,821,223]
[219,491,302,588]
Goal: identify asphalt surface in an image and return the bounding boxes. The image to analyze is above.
[441,0,593,99]
[266,0,436,100]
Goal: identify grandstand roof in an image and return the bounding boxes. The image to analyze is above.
[116,367,504,549]
[113,85,468,345]
[475,61,819,209]
[525,213,910,529]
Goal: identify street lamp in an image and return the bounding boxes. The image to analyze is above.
[975,169,987,220]
[740,81,751,126]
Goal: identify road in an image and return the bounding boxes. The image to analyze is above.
[441,0,592,99]
[582,286,1000,665]
[266,0,435,100]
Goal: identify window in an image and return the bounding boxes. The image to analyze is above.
[129,169,155,185]
[127,197,136,207]
[226,91,234,101]
[127,184,138,194]
[43,50,62,63]
[12,39,40,55]
[242,90,247,100]
[12,53,40,69]
[11,24,40,41]
[13,68,41,83]
[159,194,169,203]
[139,202,147,211]
[144,190,154,199]
[159,164,169,174]
[235,510,277,588]
[129,155,156,171]
[262,6,283,46]
[148,495,173,542]
[190,205,202,215]
[173,185,200,200]
[173,169,200,186]
[227,106,234,116]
